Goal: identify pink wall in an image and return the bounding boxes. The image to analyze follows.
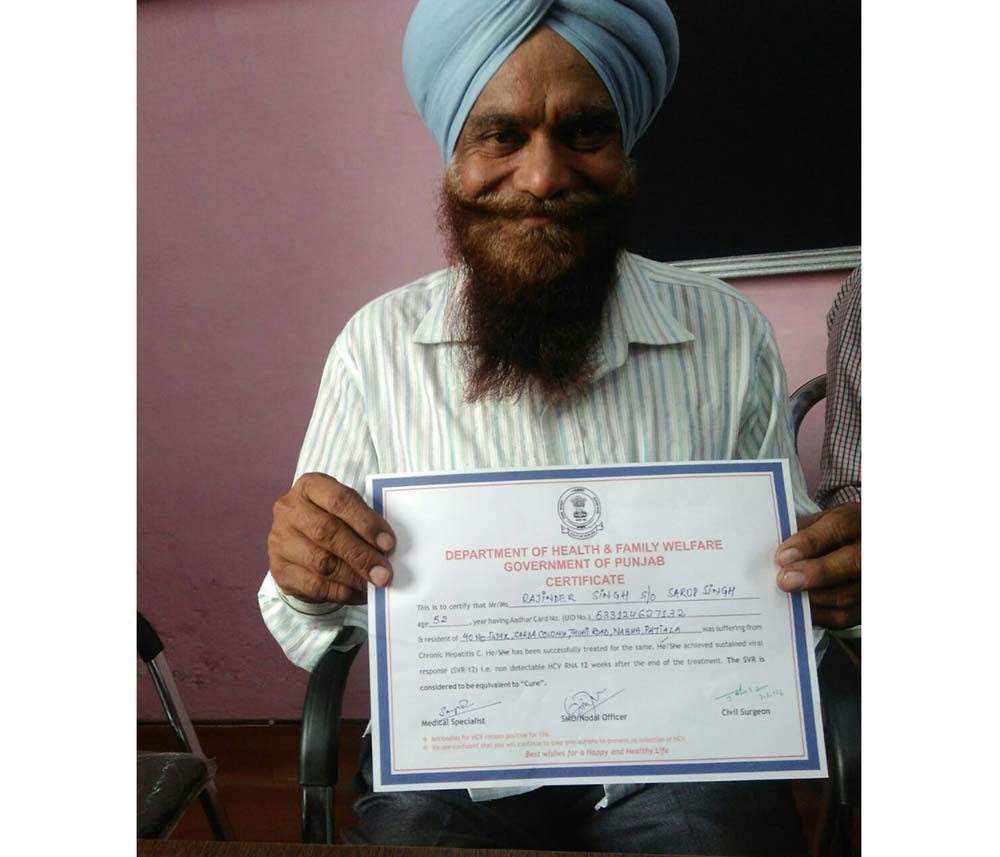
[138,0,848,721]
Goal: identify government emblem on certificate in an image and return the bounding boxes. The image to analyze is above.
[558,486,604,539]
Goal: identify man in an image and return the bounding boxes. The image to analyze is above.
[811,264,862,632]
[817,265,861,513]
[260,1,860,852]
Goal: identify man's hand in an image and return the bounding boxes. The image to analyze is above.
[268,472,396,606]
[775,501,860,629]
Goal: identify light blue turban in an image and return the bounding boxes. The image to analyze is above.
[402,0,679,162]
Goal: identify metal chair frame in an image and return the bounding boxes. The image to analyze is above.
[138,612,233,840]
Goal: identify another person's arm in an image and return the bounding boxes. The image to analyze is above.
[816,267,861,509]
[775,501,860,629]
[776,268,862,629]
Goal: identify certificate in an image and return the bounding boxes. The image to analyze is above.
[367,460,826,791]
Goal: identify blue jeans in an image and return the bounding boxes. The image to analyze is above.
[342,736,808,855]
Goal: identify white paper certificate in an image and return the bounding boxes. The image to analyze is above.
[366,461,826,791]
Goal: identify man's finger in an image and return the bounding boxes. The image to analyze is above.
[272,562,368,606]
[777,542,860,592]
[795,511,823,531]
[274,534,371,593]
[297,472,396,553]
[287,499,393,586]
[777,501,860,565]
[805,582,861,610]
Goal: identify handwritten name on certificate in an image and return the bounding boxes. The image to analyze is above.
[366,461,826,791]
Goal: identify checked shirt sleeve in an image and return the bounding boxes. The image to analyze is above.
[816,268,861,510]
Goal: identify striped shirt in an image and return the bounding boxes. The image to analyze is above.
[258,250,819,805]
[816,266,861,509]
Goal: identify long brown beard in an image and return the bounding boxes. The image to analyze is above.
[439,163,636,404]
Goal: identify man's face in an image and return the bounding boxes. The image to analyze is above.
[453,26,626,207]
[441,27,635,403]
[449,26,629,283]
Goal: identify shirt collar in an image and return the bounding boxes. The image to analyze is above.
[412,252,696,367]
[412,268,461,345]
[597,252,696,376]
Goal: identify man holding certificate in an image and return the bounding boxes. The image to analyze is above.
[259,1,860,853]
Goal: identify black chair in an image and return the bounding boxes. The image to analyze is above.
[789,373,861,857]
[297,629,360,843]
[297,376,861,846]
[137,611,233,840]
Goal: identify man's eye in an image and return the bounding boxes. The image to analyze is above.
[485,130,520,146]
[567,123,612,147]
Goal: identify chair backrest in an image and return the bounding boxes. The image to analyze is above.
[789,373,827,450]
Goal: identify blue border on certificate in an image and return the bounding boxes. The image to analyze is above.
[370,461,821,786]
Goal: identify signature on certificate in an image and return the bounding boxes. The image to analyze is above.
[563,688,625,717]
[438,698,502,718]
[715,684,784,702]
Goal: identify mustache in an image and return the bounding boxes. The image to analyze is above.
[443,164,635,226]
[462,189,616,224]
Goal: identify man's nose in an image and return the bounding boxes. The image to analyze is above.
[511,136,574,199]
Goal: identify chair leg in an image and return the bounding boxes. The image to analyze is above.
[302,785,336,844]
[832,805,857,857]
[198,778,234,841]
[818,800,858,857]
[809,776,832,857]
[816,777,837,857]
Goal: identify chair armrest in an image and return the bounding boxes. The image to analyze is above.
[299,631,362,788]
[299,631,362,843]
[789,373,827,442]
